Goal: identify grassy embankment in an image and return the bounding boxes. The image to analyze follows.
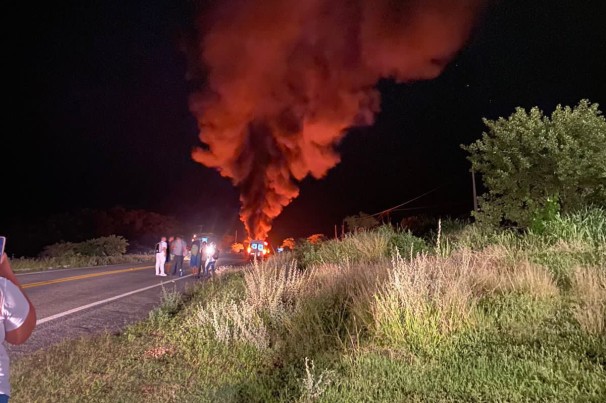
[10,208,606,402]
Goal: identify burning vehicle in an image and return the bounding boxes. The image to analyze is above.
[247,240,271,261]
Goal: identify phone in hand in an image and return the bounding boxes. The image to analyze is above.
[0,236,5,262]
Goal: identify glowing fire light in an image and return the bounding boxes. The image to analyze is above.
[188,0,486,239]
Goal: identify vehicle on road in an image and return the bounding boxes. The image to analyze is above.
[246,240,271,261]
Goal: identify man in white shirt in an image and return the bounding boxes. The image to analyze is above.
[155,237,168,276]
[0,253,36,401]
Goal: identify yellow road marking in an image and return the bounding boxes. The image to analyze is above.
[22,266,154,289]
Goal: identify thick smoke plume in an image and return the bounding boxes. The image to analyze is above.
[189,0,485,240]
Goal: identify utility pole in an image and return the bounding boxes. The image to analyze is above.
[234,229,238,243]
[471,169,478,212]
[334,224,338,239]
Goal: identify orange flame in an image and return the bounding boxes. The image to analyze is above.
[188,0,485,239]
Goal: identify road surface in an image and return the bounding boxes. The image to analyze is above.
[7,254,247,357]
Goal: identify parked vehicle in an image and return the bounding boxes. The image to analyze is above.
[247,240,271,261]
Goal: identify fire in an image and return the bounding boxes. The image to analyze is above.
[188,0,486,239]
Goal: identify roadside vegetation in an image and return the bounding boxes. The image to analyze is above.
[10,208,606,402]
[11,235,152,272]
[10,101,606,401]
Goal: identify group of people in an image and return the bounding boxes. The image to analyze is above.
[154,236,219,279]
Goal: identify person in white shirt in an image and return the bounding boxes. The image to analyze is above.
[155,237,168,276]
[0,253,36,402]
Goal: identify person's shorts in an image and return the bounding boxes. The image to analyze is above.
[190,254,201,268]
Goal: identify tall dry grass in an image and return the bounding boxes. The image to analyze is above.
[467,245,559,298]
[244,258,310,317]
[187,239,563,356]
[191,298,270,349]
[371,251,474,350]
[570,265,606,336]
[370,246,559,351]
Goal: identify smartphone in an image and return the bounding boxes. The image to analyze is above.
[0,236,5,262]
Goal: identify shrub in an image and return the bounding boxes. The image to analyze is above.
[462,99,606,228]
[75,235,128,256]
[41,235,129,258]
[294,226,427,269]
[387,227,428,258]
[40,241,78,258]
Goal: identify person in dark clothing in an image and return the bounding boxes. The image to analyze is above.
[170,235,187,276]
[164,236,173,275]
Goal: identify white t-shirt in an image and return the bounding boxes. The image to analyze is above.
[0,278,30,396]
[157,241,167,255]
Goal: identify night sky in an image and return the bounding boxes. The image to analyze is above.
[3,0,606,247]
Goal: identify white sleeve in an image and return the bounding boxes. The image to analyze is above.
[1,278,30,332]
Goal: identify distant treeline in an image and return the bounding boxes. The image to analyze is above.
[4,207,183,257]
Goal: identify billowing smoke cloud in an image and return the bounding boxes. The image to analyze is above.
[188,0,485,240]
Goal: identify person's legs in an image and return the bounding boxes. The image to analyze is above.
[159,254,167,276]
[165,261,171,275]
[174,255,184,276]
[170,257,178,275]
[190,255,200,278]
[0,393,9,403]
[155,254,161,275]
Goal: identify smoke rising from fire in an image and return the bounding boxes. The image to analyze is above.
[188,0,485,240]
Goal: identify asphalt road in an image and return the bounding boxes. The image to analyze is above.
[8,254,247,358]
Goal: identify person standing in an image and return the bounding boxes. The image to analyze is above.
[204,242,219,276]
[189,238,202,279]
[170,235,187,277]
[1,253,36,402]
[164,236,173,276]
[154,236,167,277]
[200,241,208,277]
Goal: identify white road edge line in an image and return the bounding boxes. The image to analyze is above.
[37,274,193,325]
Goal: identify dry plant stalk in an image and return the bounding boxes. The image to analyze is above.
[570,266,606,336]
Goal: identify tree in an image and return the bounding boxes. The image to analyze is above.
[344,212,380,232]
[307,234,327,244]
[280,238,295,250]
[462,99,606,227]
[231,242,244,253]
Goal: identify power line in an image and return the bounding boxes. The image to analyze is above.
[370,185,445,218]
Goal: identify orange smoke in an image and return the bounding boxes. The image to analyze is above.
[188,0,485,239]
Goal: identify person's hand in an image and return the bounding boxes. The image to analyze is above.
[0,253,15,280]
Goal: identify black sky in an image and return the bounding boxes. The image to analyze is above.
[3,0,606,246]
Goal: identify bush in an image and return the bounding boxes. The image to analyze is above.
[40,241,78,258]
[75,235,128,256]
[462,100,606,228]
[294,226,427,269]
[387,227,428,258]
[40,235,129,258]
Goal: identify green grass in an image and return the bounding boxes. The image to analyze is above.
[10,210,606,402]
